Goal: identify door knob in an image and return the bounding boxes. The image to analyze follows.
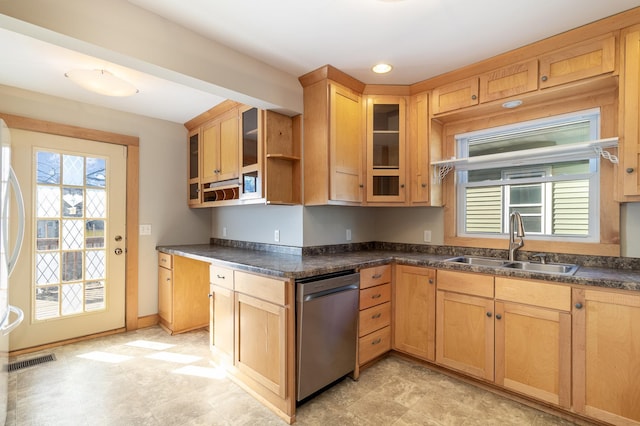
[114,248,123,255]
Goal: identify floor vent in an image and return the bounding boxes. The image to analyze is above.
[9,354,56,372]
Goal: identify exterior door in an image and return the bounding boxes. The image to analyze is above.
[9,129,126,350]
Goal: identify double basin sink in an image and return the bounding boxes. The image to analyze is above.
[444,256,579,276]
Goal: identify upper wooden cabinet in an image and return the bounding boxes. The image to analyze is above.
[539,35,615,89]
[366,95,407,203]
[432,77,479,114]
[620,26,640,199]
[479,59,539,103]
[300,66,365,205]
[184,102,300,207]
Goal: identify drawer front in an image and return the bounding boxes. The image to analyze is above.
[158,252,172,269]
[495,277,571,311]
[234,270,286,306]
[359,265,391,289]
[437,269,494,298]
[210,265,234,290]
[359,326,391,366]
[359,283,391,310]
[359,302,390,337]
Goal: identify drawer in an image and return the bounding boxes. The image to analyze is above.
[210,265,234,290]
[359,302,390,337]
[158,252,172,269]
[234,270,287,306]
[359,283,391,310]
[437,269,494,298]
[495,277,571,311]
[359,326,391,366]
[360,265,391,289]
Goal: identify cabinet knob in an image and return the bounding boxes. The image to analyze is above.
[575,302,583,309]
[627,168,635,174]
[421,183,427,188]
[428,279,434,284]
[541,75,548,82]
[486,311,492,318]
[400,184,405,188]
[359,184,364,188]
[495,314,502,320]
[471,94,477,100]
[208,293,213,298]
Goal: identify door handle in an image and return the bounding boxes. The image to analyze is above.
[114,248,123,255]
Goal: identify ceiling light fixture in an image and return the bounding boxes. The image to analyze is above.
[502,100,523,109]
[372,63,393,74]
[65,69,139,97]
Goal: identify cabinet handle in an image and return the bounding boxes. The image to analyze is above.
[428,279,434,284]
[371,313,382,319]
[371,338,382,345]
[486,311,492,318]
[371,294,381,299]
[421,183,427,188]
[400,184,405,188]
[161,258,167,263]
[371,273,382,279]
[166,277,171,282]
[216,274,226,280]
[495,314,502,320]
[575,302,583,309]
[471,94,477,100]
[359,184,364,188]
[541,75,548,82]
[627,168,635,174]
[208,293,213,298]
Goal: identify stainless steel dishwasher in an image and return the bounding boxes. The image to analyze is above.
[296,270,360,401]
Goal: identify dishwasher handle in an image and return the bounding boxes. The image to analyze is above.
[303,283,358,302]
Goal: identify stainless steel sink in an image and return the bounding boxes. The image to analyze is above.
[443,256,579,276]
[444,256,510,267]
[502,261,579,275]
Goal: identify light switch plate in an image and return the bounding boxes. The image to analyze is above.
[139,224,152,236]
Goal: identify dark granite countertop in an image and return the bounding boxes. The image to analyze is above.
[157,243,640,292]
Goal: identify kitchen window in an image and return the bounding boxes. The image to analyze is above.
[455,109,602,242]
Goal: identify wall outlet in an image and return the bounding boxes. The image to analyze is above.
[274,229,280,242]
[423,230,432,243]
[139,224,151,236]
[346,229,352,241]
[222,227,227,237]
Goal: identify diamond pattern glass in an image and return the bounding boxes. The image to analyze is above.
[35,286,59,320]
[36,151,60,184]
[86,157,106,188]
[63,155,84,186]
[85,281,105,311]
[37,186,60,218]
[62,283,83,315]
[62,220,84,250]
[86,189,106,218]
[85,251,105,280]
[36,253,60,285]
[62,187,83,218]
[34,150,109,320]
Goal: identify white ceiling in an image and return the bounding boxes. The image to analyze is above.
[2,0,640,123]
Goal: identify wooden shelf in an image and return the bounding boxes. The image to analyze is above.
[266,154,300,161]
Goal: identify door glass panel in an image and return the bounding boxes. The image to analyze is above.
[242,108,258,167]
[372,104,400,168]
[189,133,199,180]
[62,155,84,186]
[373,176,399,196]
[62,187,83,217]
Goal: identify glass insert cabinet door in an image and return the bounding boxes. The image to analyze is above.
[240,106,262,199]
[366,96,406,202]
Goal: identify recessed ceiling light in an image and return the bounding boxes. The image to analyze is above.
[65,69,139,97]
[372,63,393,74]
[502,100,523,109]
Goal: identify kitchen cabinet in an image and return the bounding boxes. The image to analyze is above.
[431,77,479,114]
[238,106,260,200]
[358,265,392,366]
[393,265,436,361]
[539,34,615,89]
[573,287,640,425]
[201,108,239,185]
[157,253,210,335]
[494,277,572,409]
[187,129,200,205]
[479,59,538,103]
[263,111,301,205]
[621,26,640,198]
[209,265,235,365]
[300,66,365,205]
[436,270,495,381]
[365,95,406,203]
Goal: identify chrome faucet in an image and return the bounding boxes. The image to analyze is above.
[508,211,525,261]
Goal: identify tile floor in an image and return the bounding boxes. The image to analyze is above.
[7,326,581,425]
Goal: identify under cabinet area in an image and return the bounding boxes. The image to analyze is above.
[157,253,210,334]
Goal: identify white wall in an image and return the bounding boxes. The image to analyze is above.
[621,203,640,258]
[0,85,212,316]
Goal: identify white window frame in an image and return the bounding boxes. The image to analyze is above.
[455,108,601,243]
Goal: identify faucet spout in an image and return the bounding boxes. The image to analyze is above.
[508,211,525,261]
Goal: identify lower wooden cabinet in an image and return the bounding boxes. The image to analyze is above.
[393,265,436,361]
[573,288,640,425]
[157,253,209,334]
[436,270,495,381]
[358,265,392,366]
